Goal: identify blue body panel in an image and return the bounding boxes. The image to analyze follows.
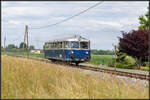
[65,50,90,61]
[44,49,91,62]
[45,49,65,60]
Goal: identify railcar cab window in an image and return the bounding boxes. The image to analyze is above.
[71,41,79,48]
[80,42,88,49]
[65,41,70,48]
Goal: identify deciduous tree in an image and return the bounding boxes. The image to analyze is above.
[118,29,148,69]
[29,45,35,50]
[138,7,149,30]
[19,42,27,49]
[7,44,16,49]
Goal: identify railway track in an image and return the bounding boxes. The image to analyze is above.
[77,65,149,80]
[5,54,149,81]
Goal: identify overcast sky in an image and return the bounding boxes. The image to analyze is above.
[1,1,148,50]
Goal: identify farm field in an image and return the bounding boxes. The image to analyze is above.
[1,55,149,99]
[6,52,45,59]
[86,54,113,65]
[5,52,149,71]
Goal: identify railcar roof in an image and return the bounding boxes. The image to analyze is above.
[46,35,89,43]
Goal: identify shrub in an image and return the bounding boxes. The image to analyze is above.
[108,56,136,69]
[142,62,149,67]
[107,60,114,67]
[1,48,4,52]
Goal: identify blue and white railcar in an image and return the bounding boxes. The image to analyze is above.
[44,35,91,65]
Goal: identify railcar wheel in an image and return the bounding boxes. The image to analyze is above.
[51,59,56,62]
[75,62,79,66]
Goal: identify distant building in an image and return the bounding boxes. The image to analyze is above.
[30,49,41,54]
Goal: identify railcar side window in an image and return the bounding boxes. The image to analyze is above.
[58,42,62,48]
[80,42,88,49]
[45,43,49,49]
[54,43,56,48]
[56,42,59,48]
[51,43,55,48]
[65,41,70,48]
[71,41,79,48]
[48,43,51,48]
[62,42,65,48]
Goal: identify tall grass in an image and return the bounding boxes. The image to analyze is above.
[6,52,44,59]
[2,55,149,99]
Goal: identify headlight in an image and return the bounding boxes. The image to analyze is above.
[86,52,88,54]
[71,51,74,54]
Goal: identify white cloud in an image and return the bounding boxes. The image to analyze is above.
[2,6,51,18]
[2,2,8,7]
[8,20,31,25]
[89,20,123,28]
[8,20,22,25]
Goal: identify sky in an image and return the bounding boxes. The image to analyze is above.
[1,1,149,50]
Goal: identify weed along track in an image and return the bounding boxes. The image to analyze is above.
[6,54,149,81]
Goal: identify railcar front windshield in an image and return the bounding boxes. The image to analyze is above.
[80,42,88,49]
[71,41,79,48]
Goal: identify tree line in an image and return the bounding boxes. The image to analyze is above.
[1,42,35,52]
[91,49,114,55]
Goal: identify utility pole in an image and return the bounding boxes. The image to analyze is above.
[114,45,117,71]
[23,27,27,55]
[23,25,29,58]
[4,36,6,54]
[113,44,117,71]
[26,25,29,58]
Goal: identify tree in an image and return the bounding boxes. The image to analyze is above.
[116,46,127,63]
[19,42,27,49]
[118,29,148,69]
[138,7,149,30]
[91,49,114,55]
[29,45,35,50]
[7,44,16,49]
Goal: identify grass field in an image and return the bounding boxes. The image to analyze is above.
[86,54,149,71]
[86,55,113,65]
[2,55,149,99]
[6,52,44,59]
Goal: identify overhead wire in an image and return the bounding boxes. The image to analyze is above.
[4,1,104,49]
[29,1,104,29]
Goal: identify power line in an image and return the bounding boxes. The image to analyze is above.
[9,34,24,43]
[30,1,104,29]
